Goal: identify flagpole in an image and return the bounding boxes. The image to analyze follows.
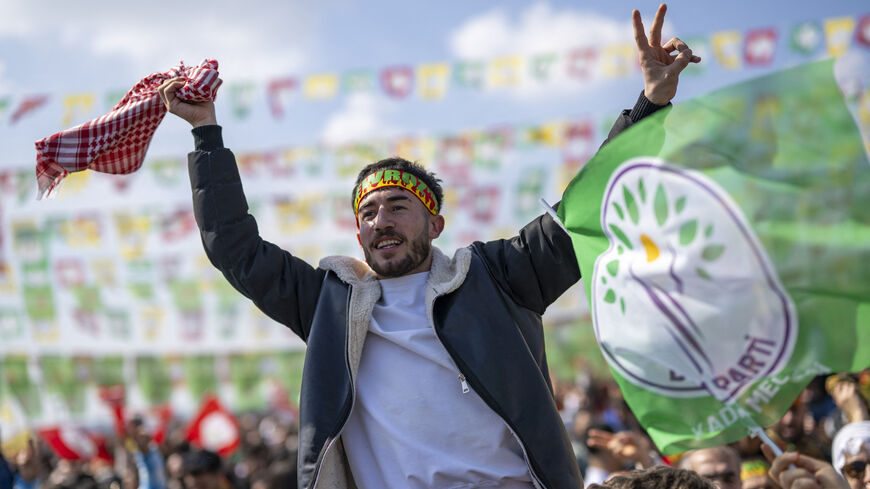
[539,198,567,233]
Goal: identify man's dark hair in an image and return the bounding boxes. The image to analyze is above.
[591,465,715,489]
[352,157,444,214]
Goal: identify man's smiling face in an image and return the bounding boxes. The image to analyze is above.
[357,186,444,278]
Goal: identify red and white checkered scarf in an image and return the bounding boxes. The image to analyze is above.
[34,59,222,199]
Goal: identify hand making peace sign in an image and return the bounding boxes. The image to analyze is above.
[634,3,702,105]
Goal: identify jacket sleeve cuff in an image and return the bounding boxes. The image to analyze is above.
[191,125,225,151]
[628,90,670,123]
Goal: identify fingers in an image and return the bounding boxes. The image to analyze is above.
[649,3,667,47]
[779,466,821,489]
[632,10,650,53]
[662,37,688,54]
[586,429,615,448]
[665,48,694,75]
[761,443,777,464]
[770,451,800,480]
[157,77,185,110]
[662,38,701,64]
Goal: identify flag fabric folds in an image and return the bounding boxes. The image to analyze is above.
[558,58,870,454]
[34,59,222,199]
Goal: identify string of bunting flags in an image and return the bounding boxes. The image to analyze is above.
[0,13,867,126]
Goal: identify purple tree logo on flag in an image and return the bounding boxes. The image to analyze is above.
[591,157,797,403]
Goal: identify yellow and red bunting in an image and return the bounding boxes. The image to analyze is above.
[353,169,439,217]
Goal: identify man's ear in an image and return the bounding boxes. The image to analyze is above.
[429,214,445,239]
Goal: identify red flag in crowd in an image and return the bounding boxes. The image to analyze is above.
[186,396,240,456]
[151,404,174,445]
[38,427,111,462]
[99,385,127,438]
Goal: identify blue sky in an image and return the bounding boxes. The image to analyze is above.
[1,0,867,169]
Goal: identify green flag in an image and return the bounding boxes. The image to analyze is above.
[558,59,870,455]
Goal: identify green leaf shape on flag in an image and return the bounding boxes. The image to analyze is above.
[558,59,870,454]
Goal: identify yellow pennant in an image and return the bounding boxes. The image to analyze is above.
[303,74,339,100]
[711,31,743,70]
[489,56,523,88]
[824,16,856,57]
[62,93,95,126]
[418,63,450,100]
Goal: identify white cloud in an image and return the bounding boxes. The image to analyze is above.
[450,3,628,59]
[321,94,399,146]
[0,0,319,80]
[448,3,677,99]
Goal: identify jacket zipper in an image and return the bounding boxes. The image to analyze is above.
[429,295,547,489]
[457,374,470,394]
[309,285,357,489]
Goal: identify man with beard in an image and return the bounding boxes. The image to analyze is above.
[160,5,699,488]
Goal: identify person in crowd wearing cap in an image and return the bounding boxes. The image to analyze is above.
[679,446,743,489]
[831,421,870,489]
[159,4,699,489]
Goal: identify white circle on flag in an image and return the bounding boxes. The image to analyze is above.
[591,157,796,402]
[201,412,237,451]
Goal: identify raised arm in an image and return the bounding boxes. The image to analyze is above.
[158,79,325,341]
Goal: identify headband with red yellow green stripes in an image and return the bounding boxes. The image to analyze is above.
[740,459,770,480]
[353,169,440,217]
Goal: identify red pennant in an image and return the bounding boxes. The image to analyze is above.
[267,77,297,119]
[381,66,414,98]
[566,48,598,80]
[10,95,49,124]
[857,15,870,48]
[186,396,240,456]
[563,121,595,165]
[745,28,778,66]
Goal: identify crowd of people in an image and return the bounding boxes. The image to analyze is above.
[1,367,867,489]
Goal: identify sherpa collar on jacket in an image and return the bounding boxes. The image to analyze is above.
[316,246,473,385]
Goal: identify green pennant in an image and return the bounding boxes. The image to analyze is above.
[93,356,124,387]
[529,53,558,82]
[230,354,266,412]
[40,356,84,414]
[185,355,218,400]
[136,357,171,405]
[790,21,823,55]
[0,356,39,416]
